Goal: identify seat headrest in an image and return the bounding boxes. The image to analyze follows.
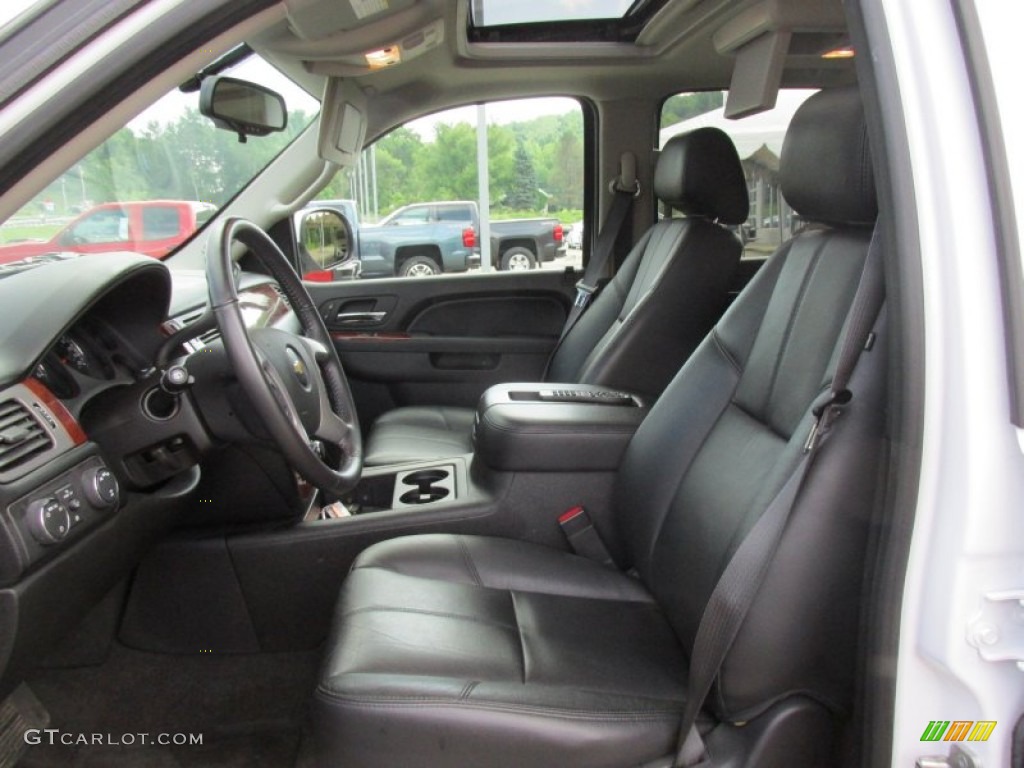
[654,127,749,226]
[780,86,877,226]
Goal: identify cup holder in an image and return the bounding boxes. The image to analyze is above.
[394,465,455,507]
[399,487,451,505]
[402,469,449,487]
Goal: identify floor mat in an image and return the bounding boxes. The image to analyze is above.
[17,644,320,767]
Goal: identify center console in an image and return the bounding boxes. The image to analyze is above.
[339,460,466,514]
[124,383,650,654]
[324,383,647,521]
[472,383,648,472]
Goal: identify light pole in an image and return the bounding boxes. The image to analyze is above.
[476,104,491,272]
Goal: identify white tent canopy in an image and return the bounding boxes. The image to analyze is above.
[659,89,817,161]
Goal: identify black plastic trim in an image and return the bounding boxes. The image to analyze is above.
[581,97,598,269]
[844,2,927,768]
[950,0,1024,425]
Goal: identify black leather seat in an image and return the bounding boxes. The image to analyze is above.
[363,126,748,465]
[314,87,884,767]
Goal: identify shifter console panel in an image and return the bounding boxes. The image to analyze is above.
[340,462,459,514]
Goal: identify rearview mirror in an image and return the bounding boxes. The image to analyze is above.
[200,76,286,142]
[298,208,360,282]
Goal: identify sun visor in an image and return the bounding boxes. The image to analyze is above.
[318,78,368,166]
[714,0,845,118]
[722,31,791,118]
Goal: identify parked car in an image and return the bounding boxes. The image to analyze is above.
[565,221,584,250]
[0,200,214,265]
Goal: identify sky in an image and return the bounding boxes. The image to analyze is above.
[406,98,580,141]
[129,56,320,131]
[473,0,634,26]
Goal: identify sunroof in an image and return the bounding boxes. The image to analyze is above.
[470,0,639,28]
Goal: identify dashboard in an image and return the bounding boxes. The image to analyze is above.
[0,251,297,698]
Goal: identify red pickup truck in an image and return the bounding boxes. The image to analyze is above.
[0,200,214,265]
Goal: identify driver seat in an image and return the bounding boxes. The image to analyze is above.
[313,86,884,767]
[363,126,748,466]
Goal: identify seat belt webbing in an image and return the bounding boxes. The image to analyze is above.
[551,156,638,349]
[672,226,885,767]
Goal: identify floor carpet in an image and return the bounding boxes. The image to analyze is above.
[17,644,320,767]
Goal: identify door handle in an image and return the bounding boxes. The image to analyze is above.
[335,311,387,325]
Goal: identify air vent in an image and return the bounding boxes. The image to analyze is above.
[197,328,221,346]
[167,308,220,352]
[0,399,54,474]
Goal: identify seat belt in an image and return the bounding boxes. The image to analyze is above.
[671,226,885,767]
[554,154,639,348]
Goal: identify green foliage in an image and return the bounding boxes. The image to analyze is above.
[25,109,312,216]
[0,223,61,244]
[31,100,590,227]
[15,92,603,235]
[660,91,724,129]
[340,107,586,219]
[506,140,539,210]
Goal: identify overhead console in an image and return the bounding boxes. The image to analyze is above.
[473,383,647,472]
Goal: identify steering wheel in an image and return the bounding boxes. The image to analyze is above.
[206,217,362,496]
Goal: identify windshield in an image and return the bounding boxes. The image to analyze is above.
[0,53,318,272]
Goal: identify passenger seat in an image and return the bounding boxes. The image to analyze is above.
[314,85,885,767]
[364,126,749,465]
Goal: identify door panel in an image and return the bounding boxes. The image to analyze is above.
[306,270,574,427]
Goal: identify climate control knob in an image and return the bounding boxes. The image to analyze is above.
[27,498,70,545]
[83,466,119,509]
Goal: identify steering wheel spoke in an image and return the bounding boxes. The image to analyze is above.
[300,336,331,362]
[315,408,352,447]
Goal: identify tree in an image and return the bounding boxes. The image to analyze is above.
[422,123,478,200]
[660,91,724,128]
[506,139,538,210]
[548,129,583,210]
[485,125,515,205]
[372,127,427,209]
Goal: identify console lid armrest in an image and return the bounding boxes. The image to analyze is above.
[473,383,648,472]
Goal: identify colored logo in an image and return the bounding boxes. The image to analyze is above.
[920,721,996,742]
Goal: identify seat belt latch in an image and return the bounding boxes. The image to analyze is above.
[558,506,615,567]
[573,281,598,309]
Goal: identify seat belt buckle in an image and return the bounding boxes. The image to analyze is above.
[573,280,598,309]
[804,388,852,453]
[558,506,615,567]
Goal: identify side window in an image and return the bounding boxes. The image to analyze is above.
[436,205,474,224]
[388,206,431,226]
[315,97,584,279]
[62,208,131,245]
[141,206,182,239]
[658,90,816,259]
